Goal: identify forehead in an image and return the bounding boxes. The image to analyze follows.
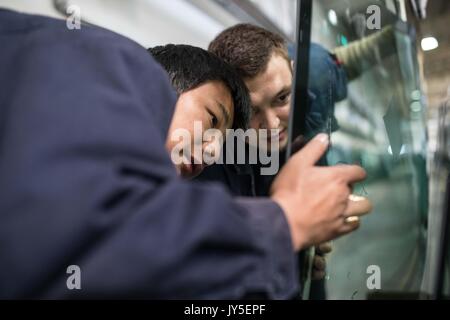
[180,80,233,109]
[244,53,292,105]
[200,80,231,98]
[186,80,232,104]
[191,80,234,124]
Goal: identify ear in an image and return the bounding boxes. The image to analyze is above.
[291,60,294,70]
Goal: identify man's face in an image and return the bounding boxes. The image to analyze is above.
[245,53,292,151]
[166,80,234,179]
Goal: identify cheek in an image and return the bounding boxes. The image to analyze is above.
[277,105,290,124]
[165,122,197,153]
[165,118,181,152]
[165,135,175,153]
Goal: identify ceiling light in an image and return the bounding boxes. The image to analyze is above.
[328,9,338,26]
[421,37,438,51]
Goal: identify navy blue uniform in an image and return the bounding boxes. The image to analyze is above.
[0,9,298,299]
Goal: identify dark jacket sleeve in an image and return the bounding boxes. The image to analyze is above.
[0,11,298,299]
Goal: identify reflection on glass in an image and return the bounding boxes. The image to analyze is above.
[308,0,428,299]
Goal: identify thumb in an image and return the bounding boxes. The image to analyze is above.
[292,133,329,166]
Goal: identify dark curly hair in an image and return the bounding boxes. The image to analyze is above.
[148,44,250,130]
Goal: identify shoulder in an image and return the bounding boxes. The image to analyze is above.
[0,9,176,135]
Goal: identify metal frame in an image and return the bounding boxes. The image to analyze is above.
[285,0,313,300]
[286,0,312,158]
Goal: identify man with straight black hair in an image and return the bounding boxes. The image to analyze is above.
[149,44,250,178]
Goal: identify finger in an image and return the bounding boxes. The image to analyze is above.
[313,256,326,270]
[332,165,367,184]
[338,217,361,235]
[292,133,329,166]
[316,242,332,255]
[343,195,373,217]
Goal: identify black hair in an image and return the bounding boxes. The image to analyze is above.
[148,44,250,130]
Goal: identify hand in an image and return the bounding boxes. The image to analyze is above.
[271,133,372,251]
[312,242,332,280]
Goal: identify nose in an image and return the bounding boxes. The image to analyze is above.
[203,143,215,159]
[261,109,280,130]
[202,140,222,165]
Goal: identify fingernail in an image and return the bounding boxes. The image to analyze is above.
[344,216,360,224]
[349,194,365,202]
[316,133,329,144]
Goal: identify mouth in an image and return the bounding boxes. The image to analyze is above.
[268,128,287,142]
[278,128,287,141]
[180,156,206,178]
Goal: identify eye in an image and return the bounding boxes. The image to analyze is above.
[208,112,219,128]
[211,114,218,127]
[276,92,291,105]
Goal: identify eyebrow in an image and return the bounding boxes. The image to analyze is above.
[216,100,232,127]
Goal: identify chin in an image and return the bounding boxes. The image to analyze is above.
[278,139,288,151]
[178,163,205,180]
[266,137,288,152]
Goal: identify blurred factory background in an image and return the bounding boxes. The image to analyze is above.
[0,0,447,111]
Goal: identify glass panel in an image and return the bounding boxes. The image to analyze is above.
[307,0,429,299]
